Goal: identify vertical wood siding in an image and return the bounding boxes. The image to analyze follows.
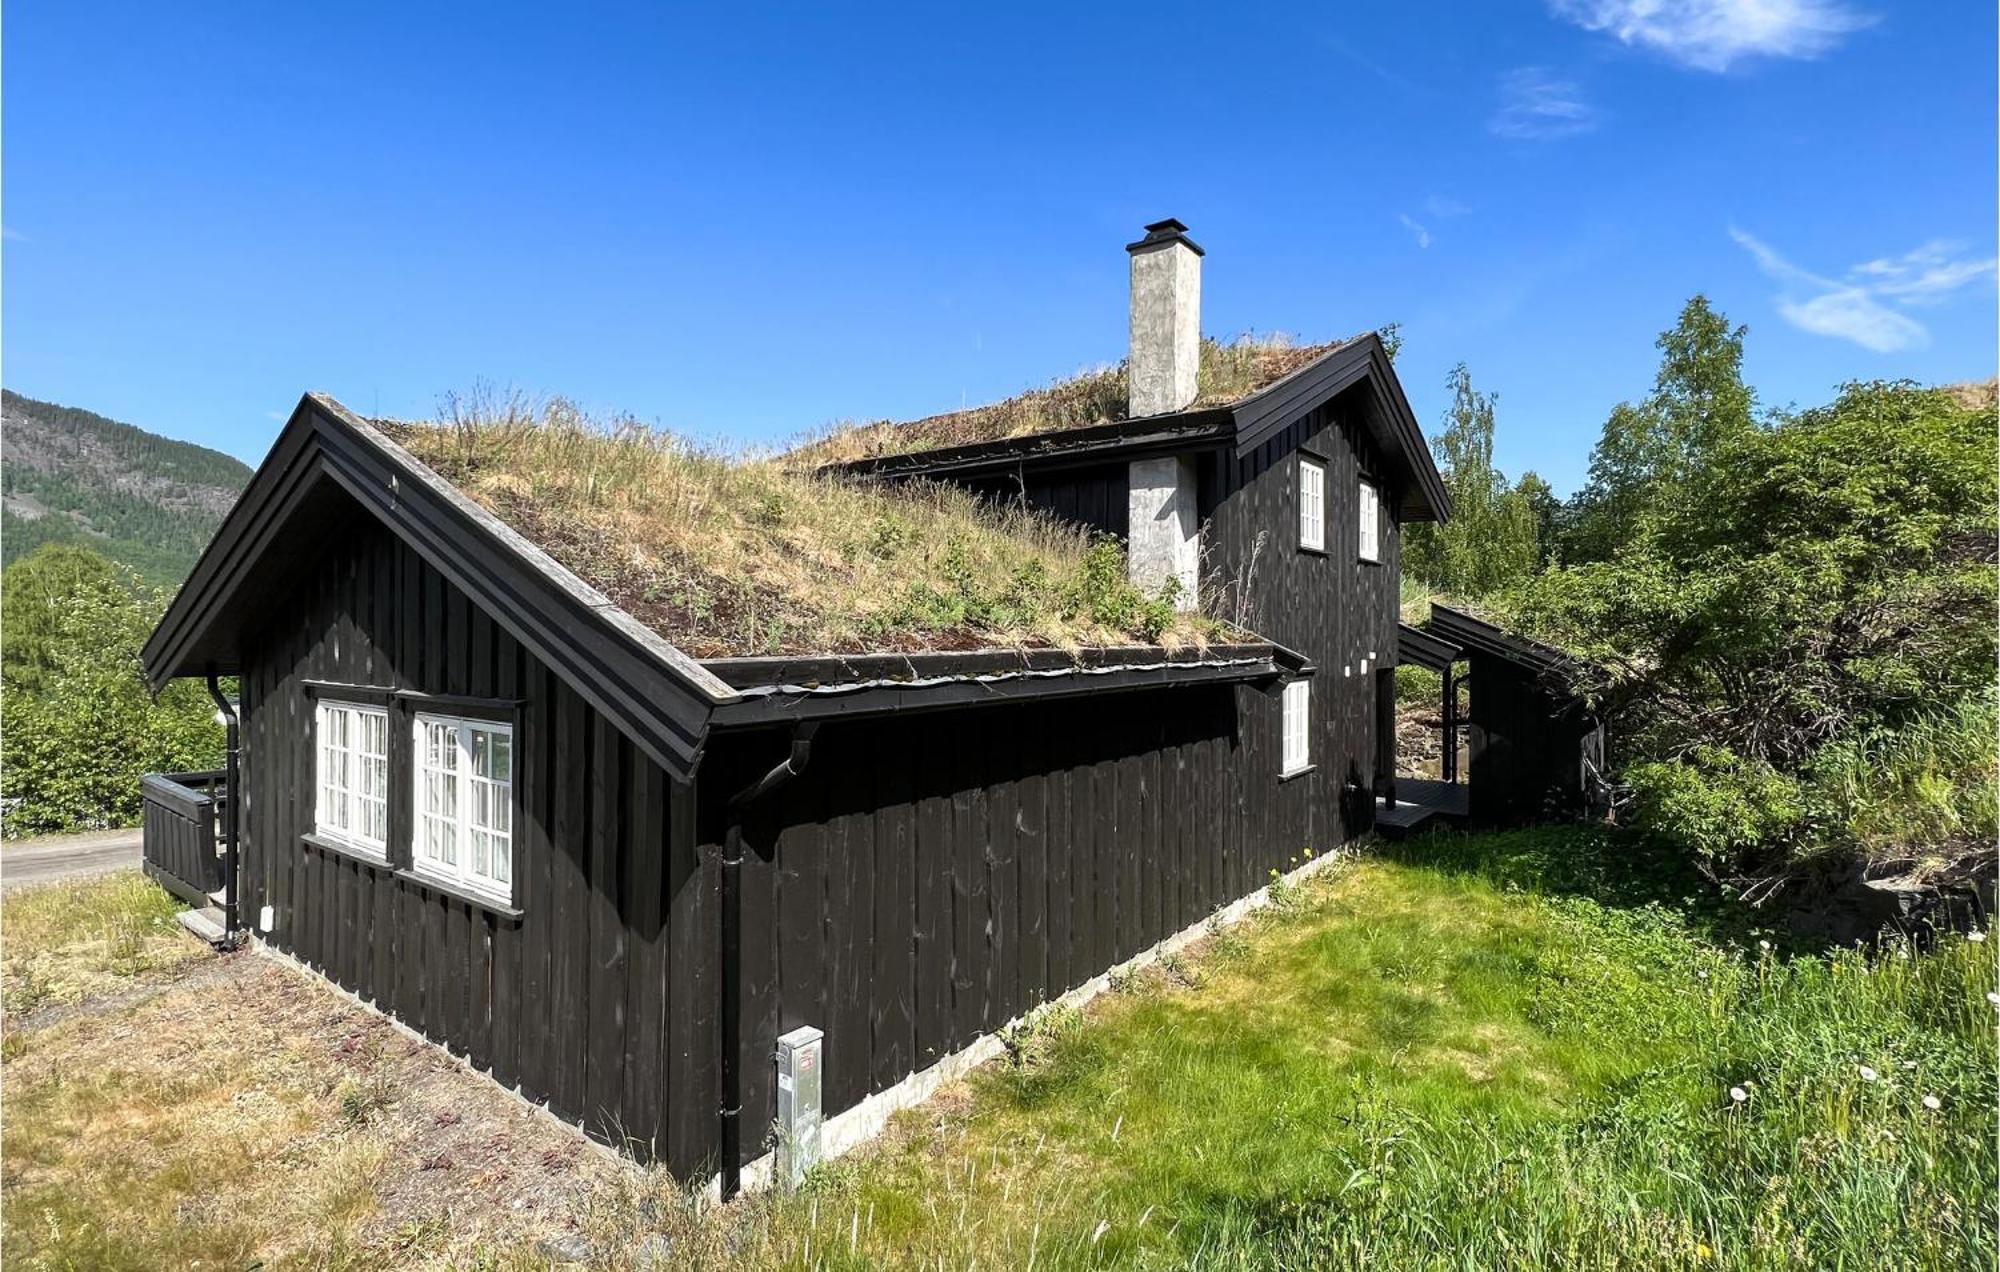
[238,519,714,1176]
[702,684,1247,1156]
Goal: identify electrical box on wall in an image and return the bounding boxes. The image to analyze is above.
[774,1025,824,1189]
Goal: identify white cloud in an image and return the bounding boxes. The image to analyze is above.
[1489,68,1597,141]
[1424,195,1472,220]
[1729,227,1995,353]
[1550,0,1872,72]
[1399,213,1433,249]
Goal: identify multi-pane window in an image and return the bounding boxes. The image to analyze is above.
[1358,478,1381,562]
[1281,678,1311,775]
[315,701,389,855]
[413,713,514,903]
[1299,459,1326,551]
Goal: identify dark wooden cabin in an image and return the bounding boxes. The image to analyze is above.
[1388,604,1607,831]
[141,222,1450,1195]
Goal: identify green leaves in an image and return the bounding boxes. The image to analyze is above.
[0,543,223,836]
[1514,374,1997,874]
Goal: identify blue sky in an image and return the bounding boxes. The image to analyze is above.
[6,1,1993,494]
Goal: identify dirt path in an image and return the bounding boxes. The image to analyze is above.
[2,828,142,890]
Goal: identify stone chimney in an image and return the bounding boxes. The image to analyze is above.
[1123,219,1203,610]
[1125,218,1203,418]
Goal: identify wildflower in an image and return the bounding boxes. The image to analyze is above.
[1922,1094,1942,1111]
[1303,847,1314,859]
[1696,1242,1715,1260]
[1986,991,1999,1006]
[1697,970,1710,980]
[1728,1086,1748,1103]
[1859,1065,1879,1083]
[1969,931,1986,943]
[1757,940,1771,952]
[1902,1060,1918,1070]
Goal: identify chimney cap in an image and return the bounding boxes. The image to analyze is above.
[1126,218,1205,257]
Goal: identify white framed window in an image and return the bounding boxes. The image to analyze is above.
[1299,458,1326,551]
[413,713,515,904]
[315,700,389,855]
[1358,477,1381,562]
[1281,678,1312,776]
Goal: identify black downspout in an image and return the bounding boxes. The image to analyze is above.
[205,670,241,944]
[718,721,818,1202]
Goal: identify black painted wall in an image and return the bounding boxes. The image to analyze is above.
[238,517,714,1174]
[234,504,1368,1176]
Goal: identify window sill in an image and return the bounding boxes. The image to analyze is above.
[1357,556,1383,567]
[301,831,393,870]
[395,868,524,922]
[1279,763,1317,784]
[1298,544,1328,557]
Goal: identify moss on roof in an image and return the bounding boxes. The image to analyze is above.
[381,395,1233,660]
[795,333,1353,465]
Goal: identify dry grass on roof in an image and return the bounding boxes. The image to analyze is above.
[794,332,1353,465]
[380,393,1229,660]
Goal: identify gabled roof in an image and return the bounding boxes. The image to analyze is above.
[143,393,734,779]
[145,394,1287,778]
[822,333,1450,523]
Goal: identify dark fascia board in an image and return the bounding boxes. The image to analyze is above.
[706,645,1279,729]
[1427,604,1571,674]
[142,393,739,782]
[703,641,1274,689]
[1396,621,1462,672]
[1232,334,1450,525]
[823,409,1233,482]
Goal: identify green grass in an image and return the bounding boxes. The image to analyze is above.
[736,828,1998,1270]
[2,874,203,1015]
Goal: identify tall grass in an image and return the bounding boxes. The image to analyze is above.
[1807,690,1998,875]
[732,828,1997,1269]
[383,394,1224,658]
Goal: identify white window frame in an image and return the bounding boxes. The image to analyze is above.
[1358,477,1382,563]
[412,712,515,905]
[1281,678,1312,776]
[1299,458,1326,552]
[315,700,389,856]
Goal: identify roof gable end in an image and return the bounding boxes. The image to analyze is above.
[142,393,735,781]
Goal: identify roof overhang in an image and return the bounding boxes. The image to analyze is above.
[142,393,738,781]
[822,334,1449,522]
[1396,621,1462,672]
[1425,604,1573,672]
[702,642,1288,729]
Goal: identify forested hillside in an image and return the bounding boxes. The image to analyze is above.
[1,390,250,587]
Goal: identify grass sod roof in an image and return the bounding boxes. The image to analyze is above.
[379,396,1236,662]
[793,332,1358,465]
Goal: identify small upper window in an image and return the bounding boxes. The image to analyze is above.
[413,713,515,904]
[316,701,389,855]
[1358,478,1381,562]
[1298,459,1326,552]
[1281,678,1311,775]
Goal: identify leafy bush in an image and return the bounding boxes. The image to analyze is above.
[1513,375,1997,878]
[1624,748,1805,866]
[0,544,222,836]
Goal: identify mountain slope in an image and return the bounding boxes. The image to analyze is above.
[1,390,251,588]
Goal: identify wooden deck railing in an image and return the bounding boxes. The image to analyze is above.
[140,770,228,908]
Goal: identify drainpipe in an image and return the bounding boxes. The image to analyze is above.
[205,670,240,943]
[718,721,818,1201]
